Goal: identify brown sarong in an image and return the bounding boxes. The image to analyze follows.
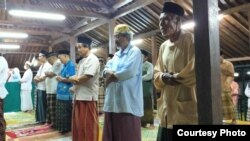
[72,101,98,141]
[102,112,141,141]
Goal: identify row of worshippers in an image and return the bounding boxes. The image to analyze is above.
[31,3,239,141]
[1,2,239,141]
[33,36,98,137]
[32,23,146,141]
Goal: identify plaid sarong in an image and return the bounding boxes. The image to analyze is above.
[98,86,105,114]
[55,99,72,132]
[247,108,250,121]
[222,91,236,120]
[46,94,56,126]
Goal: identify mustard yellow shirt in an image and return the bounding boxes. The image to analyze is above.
[154,32,197,128]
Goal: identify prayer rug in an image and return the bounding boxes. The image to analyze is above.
[6,124,53,139]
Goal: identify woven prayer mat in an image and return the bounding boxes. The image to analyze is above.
[6,124,53,139]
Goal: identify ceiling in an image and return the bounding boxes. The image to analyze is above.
[0,0,249,71]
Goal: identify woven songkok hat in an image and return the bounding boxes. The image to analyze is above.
[114,24,132,35]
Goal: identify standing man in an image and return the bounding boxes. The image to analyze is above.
[70,36,100,141]
[154,2,197,141]
[45,52,63,127]
[220,53,236,124]
[34,50,51,124]
[102,24,143,141]
[141,50,154,128]
[55,50,75,133]
[0,53,8,141]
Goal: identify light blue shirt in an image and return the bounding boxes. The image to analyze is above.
[103,44,143,117]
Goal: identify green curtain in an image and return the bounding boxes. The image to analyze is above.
[4,82,35,112]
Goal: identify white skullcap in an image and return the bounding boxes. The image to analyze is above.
[25,61,32,66]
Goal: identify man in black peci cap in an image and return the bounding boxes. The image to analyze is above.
[34,50,52,124]
[69,36,100,140]
[44,51,63,128]
[55,49,75,133]
[154,2,197,141]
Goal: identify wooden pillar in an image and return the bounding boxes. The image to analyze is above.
[108,19,116,54]
[193,0,222,124]
[70,37,76,64]
[248,12,250,48]
[151,36,157,65]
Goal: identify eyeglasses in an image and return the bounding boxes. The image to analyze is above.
[114,34,126,39]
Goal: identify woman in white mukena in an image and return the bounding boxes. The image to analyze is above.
[20,61,33,112]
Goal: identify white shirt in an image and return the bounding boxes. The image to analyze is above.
[45,60,63,94]
[35,61,51,90]
[74,53,100,101]
[0,56,9,99]
[21,68,33,90]
[244,83,250,107]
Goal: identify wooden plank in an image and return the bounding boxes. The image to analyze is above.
[112,0,157,19]
[72,18,91,30]
[143,7,159,19]
[220,25,247,48]
[70,37,76,64]
[112,0,133,10]
[220,19,248,43]
[74,19,108,37]
[51,36,70,47]
[151,36,157,65]
[134,29,159,40]
[220,29,248,56]
[39,0,110,10]
[249,12,250,48]
[227,57,250,62]
[108,19,116,54]
[220,3,250,14]
[193,0,222,124]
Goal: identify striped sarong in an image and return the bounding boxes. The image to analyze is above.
[35,90,47,123]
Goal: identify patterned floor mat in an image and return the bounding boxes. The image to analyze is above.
[5,112,158,141]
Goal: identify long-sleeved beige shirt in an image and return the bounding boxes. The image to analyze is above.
[154,32,197,128]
